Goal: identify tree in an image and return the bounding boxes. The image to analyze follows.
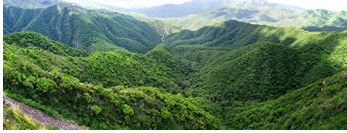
[36,77,57,94]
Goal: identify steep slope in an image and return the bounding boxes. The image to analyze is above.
[80,48,191,94]
[166,20,345,50]
[165,20,347,105]
[226,72,347,129]
[166,20,310,48]
[3,0,69,9]
[3,32,190,94]
[4,96,87,130]
[4,32,88,57]
[3,32,225,130]
[3,6,41,35]
[192,41,343,104]
[3,101,60,130]
[201,42,300,102]
[4,5,162,53]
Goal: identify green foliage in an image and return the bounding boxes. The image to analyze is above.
[225,72,347,129]
[3,32,224,130]
[4,5,162,53]
[36,77,58,94]
[122,104,134,115]
[165,20,347,105]
[3,6,41,34]
[92,105,102,115]
[4,32,88,57]
[3,9,347,130]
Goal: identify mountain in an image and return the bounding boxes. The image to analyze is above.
[130,0,305,18]
[226,72,347,129]
[3,100,60,130]
[4,5,162,53]
[3,32,224,129]
[3,0,347,130]
[4,25,346,130]
[3,0,69,9]
[3,32,88,57]
[165,20,347,105]
[273,9,347,31]
[161,7,347,31]
[198,6,296,23]
[3,22,347,130]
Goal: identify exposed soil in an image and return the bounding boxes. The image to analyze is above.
[3,96,88,130]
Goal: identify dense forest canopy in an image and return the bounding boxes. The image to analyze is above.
[2,1,347,130]
[4,5,162,53]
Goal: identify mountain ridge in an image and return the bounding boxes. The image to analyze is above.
[4,4,162,53]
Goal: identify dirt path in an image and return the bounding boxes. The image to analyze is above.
[3,96,88,130]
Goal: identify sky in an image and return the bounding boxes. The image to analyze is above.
[65,0,347,11]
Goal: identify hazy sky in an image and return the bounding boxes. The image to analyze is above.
[65,0,347,11]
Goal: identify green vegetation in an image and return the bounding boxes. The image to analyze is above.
[3,4,347,129]
[3,102,59,130]
[165,20,347,105]
[160,7,347,32]
[226,72,347,129]
[4,32,88,57]
[3,6,41,35]
[3,0,69,9]
[3,32,224,130]
[4,5,162,53]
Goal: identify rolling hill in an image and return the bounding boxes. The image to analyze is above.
[3,32,224,130]
[226,72,347,129]
[3,0,347,130]
[165,20,347,106]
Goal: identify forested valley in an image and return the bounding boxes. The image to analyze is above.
[3,2,347,130]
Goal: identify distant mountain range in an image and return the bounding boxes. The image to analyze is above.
[130,0,306,18]
[163,7,347,31]
[3,0,70,8]
[5,0,347,32]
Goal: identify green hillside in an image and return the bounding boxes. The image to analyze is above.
[165,20,347,105]
[226,72,347,129]
[3,6,41,35]
[3,7,347,129]
[161,8,347,32]
[166,20,314,49]
[3,32,224,129]
[3,0,69,9]
[4,32,88,57]
[4,5,162,53]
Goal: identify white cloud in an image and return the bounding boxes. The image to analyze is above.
[267,0,347,11]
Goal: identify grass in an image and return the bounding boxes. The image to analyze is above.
[3,99,60,130]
